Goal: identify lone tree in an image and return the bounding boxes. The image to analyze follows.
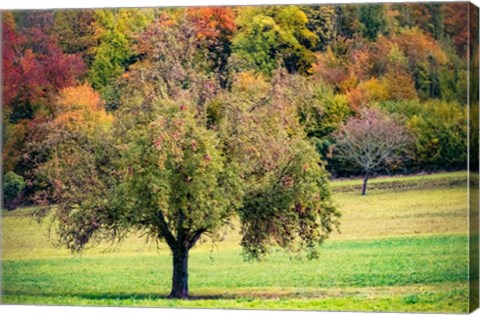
[333,108,412,195]
[37,14,339,299]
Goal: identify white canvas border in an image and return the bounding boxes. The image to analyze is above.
[0,0,479,315]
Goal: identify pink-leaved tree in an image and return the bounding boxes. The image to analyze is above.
[333,108,412,195]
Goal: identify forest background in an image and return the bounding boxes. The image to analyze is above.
[3,2,478,209]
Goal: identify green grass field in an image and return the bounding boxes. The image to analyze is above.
[1,172,474,312]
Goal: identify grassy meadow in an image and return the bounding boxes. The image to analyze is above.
[1,171,474,312]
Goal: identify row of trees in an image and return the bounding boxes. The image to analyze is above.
[2,3,477,298]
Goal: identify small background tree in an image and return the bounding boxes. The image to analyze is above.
[333,108,412,195]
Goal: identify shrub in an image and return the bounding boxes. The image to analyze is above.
[380,100,468,171]
[407,101,467,170]
[3,171,25,210]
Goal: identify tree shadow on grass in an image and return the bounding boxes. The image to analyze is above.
[2,290,331,302]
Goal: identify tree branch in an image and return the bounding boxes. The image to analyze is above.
[187,227,207,249]
[248,95,272,113]
[154,210,177,250]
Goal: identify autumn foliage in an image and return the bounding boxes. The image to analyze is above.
[2,3,474,198]
[52,84,112,133]
[2,16,86,116]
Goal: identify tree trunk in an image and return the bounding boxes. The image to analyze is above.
[168,247,189,299]
[362,172,370,195]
